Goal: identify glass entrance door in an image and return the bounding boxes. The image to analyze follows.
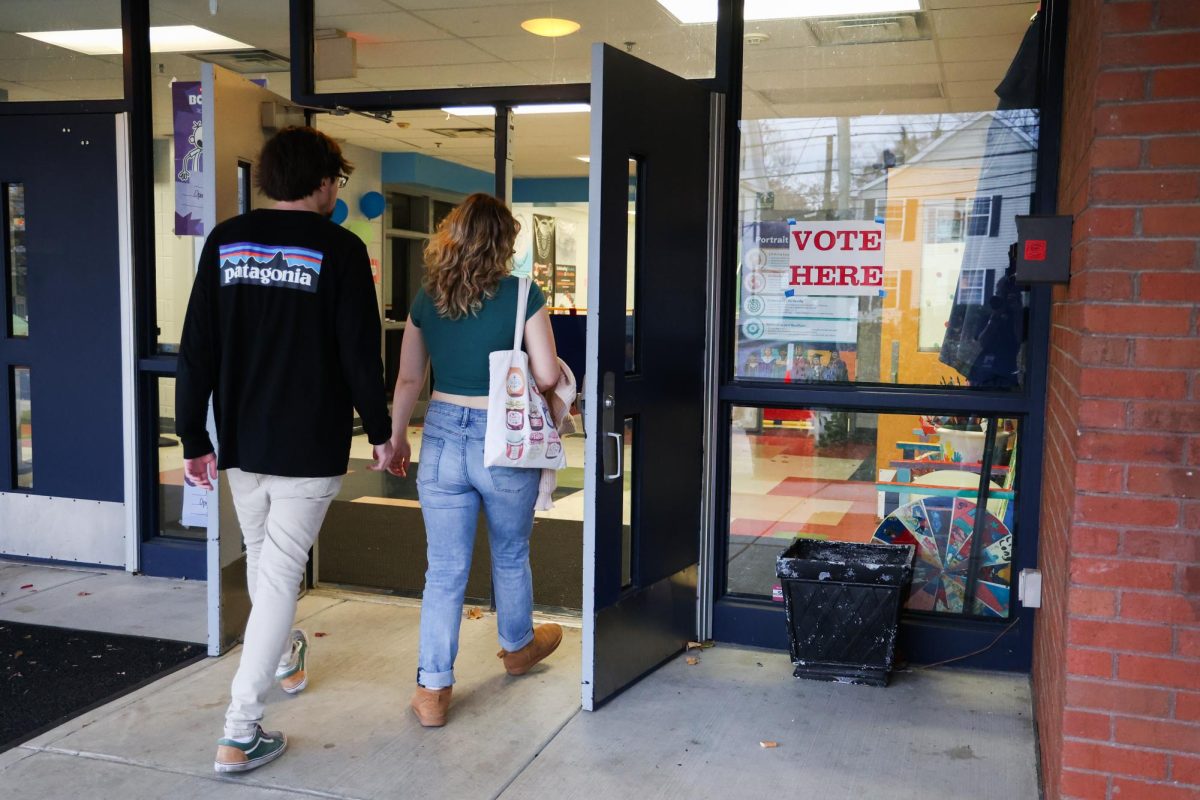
[582,44,712,710]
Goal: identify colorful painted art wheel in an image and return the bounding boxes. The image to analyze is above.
[871,495,1011,617]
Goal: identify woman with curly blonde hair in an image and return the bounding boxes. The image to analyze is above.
[387,193,563,728]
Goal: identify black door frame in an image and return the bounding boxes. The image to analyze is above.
[1,1,1066,660]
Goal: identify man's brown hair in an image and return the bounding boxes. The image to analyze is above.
[254,126,353,202]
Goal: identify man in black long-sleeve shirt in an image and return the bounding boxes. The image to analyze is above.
[176,127,392,774]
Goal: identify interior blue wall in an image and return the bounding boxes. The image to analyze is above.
[381,153,588,203]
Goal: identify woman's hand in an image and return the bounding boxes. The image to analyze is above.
[387,436,412,477]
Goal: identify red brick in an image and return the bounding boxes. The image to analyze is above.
[1179,692,1200,722]
[1092,172,1200,202]
[1079,367,1189,398]
[1066,678,1172,716]
[1184,566,1200,595]
[1077,460,1126,490]
[1069,588,1119,618]
[1104,33,1200,67]
[1187,501,1200,528]
[1079,306,1194,337]
[1070,619,1174,653]
[1122,592,1200,625]
[1076,496,1180,527]
[1117,716,1200,752]
[1068,648,1116,678]
[1124,530,1200,561]
[1098,101,1200,134]
[1076,206,1139,238]
[1118,655,1200,690]
[1139,272,1200,303]
[1132,339,1200,369]
[1127,466,1200,499]
[1061,769,1109,799]
[1174,753,1200,786]
[1143,207,1200,238]
[1075,525,1123,554]
[1080,431,1180,462]
[1064,709,1114,741]
[1064,740,1167,778]
[1111,776,1200,800]
[1159,3,1200,29]
[1097,71,1148,101]
[1080,400,1123,431]
[1147,136,1200,167]
[1080,336,1132,366]
[1131,403,1200,433]
[1080,240,1196,270]
[1178,629,1200,659]
[1072,271,1136,302]
[1154,68,1200,99]
[1101,2,1154,33]
[1074,558,1177,590]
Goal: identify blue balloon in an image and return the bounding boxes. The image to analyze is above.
[359,191,386,220]
[331,198,349,224]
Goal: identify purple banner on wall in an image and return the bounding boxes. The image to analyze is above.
[173,81,204,236]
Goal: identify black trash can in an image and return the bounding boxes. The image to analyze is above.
[776,539,915,687]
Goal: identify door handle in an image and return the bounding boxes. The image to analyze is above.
[605,431,623,482]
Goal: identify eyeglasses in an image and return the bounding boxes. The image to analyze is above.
[336,174,349,188]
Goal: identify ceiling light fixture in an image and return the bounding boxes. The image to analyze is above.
[520,17,582,37]
[575,155,591,163]
[441,104,591,116]
[17,24,253,56]
[656,0,921,24]
[441,106,497,116]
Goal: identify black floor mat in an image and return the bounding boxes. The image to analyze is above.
[1,621,204,752]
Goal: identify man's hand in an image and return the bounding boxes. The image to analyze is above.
[368,440,395,472]
[387,437,412,478]
[184,452,218,490]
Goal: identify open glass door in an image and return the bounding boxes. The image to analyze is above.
[201,64,301,655]
[583,44,712,709]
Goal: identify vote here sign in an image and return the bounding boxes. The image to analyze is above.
[787,221,886,297]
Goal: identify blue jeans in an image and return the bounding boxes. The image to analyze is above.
[416,401,540,689]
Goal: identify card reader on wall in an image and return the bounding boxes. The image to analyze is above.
[1015,215,1073,284]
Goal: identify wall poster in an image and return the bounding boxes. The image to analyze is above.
[172,80,205,236]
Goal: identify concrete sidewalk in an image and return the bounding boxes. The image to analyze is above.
[0,592,1039,799]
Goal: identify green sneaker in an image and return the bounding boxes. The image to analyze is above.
[214,725,287,773]
[275,629,308,694]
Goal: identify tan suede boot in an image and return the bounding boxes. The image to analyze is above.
[411,686,452,727]
[498,623,563,676]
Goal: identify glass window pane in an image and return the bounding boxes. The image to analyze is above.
[735,2,1039,390]
[156,376,204,540]
[728,407,1019,620]
[5,184,28,338]
[626,159,640,374]
[312,0,715,94]
[11,367,32,489]
[0,3,123,101]
[150,0,292,353]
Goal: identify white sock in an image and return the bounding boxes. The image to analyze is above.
[229,731,256,743]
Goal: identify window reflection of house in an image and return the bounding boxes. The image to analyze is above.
[854,110,1038,384]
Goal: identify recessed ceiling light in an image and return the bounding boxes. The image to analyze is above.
[656,0,921,24]
[520,17,582,37]
[17,25,253,56]
[441,103,590,117]
[442,106,496,116]
[513,103,590,115]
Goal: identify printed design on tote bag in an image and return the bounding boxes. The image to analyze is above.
[219,243,324,293]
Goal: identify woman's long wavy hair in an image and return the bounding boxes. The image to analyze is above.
[423,193,519,320]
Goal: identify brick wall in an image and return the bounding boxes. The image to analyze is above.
[1034,1,1200,799]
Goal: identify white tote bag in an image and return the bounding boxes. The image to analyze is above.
[483,278,567,470]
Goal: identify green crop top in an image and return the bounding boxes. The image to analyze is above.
[409,277,546,396]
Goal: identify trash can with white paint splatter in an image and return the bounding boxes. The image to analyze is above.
[776,539,915,687]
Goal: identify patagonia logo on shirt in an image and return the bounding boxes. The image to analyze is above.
[219,243,323,293]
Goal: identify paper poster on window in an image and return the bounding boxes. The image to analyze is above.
[512,211,533,278]
[786,221,886,297]
[172,81,205,236]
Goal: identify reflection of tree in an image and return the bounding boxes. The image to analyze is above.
[741,115,952,220]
